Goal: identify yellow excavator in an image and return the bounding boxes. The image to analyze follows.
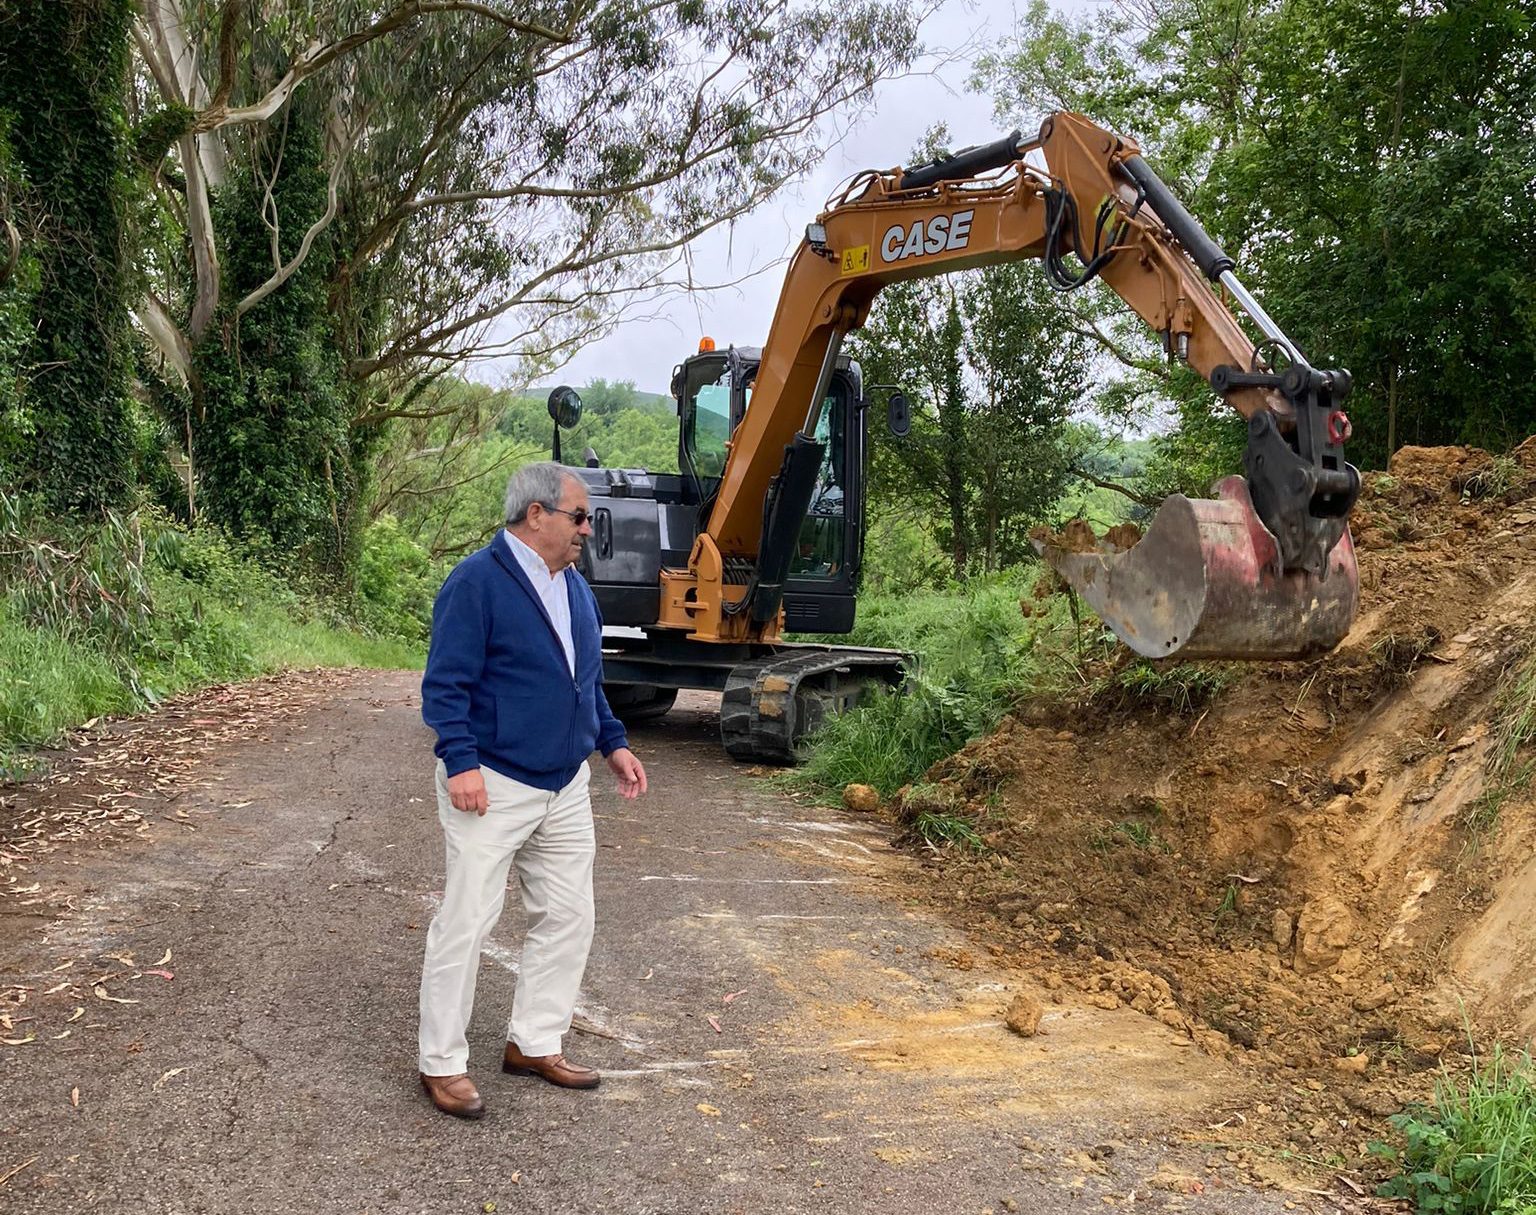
[555,112,1360,762]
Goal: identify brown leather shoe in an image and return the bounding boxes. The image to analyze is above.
[502,1042,600,1090]
[420,1071,486,1119]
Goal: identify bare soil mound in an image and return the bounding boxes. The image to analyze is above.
[893,439,1536,1140]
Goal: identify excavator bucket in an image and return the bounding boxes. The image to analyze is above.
[1034,476,1357,660]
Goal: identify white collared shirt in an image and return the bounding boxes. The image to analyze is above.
[502,529,575,676]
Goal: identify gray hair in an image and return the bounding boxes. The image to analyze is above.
[504,461,580,525]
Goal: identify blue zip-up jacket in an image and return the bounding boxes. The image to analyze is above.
[421,538,628,791]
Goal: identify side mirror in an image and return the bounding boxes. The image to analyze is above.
[887,390,911,438]
[547,385,583,429]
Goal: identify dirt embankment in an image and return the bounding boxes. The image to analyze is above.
[891,439,1536,1135]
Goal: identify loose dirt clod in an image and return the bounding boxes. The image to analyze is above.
[1003,992,1044,1037]
[842,783,881,813]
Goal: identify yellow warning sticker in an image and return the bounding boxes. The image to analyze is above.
[841,245,870,275]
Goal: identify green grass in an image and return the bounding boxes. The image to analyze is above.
[1090,819,1171,854]
[1088,659,1235,716]
[1374,1045,1536,1213]
[1458,456,1526,505]
[910,808,986,851]
[790,569,1087,797]
[1,507,423,777]
[0,600,138,759]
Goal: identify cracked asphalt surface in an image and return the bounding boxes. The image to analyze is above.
[1,671,1311,1214]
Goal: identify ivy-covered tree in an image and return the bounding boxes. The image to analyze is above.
[0,0,137,513]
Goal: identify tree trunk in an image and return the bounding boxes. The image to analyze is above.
[1387,361,1398,459]
[2,0,137,513]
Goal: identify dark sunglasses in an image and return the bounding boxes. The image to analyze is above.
[544,506,591,526]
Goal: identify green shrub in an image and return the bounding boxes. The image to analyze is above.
[1374,1045,1536,1213]
[355,514,437,642]
[0,490,154,653]
[794,569,1073,796]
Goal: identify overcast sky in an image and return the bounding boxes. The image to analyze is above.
[484,0,1024,397]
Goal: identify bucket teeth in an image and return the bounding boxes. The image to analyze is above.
[1033,476,1358,661]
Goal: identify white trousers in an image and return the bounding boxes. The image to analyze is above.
[417,760,595,1076]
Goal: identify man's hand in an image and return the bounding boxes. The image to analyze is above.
[446,768,488,816]
[605,748,648,800]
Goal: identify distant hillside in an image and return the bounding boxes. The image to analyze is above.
[526,380,672,416]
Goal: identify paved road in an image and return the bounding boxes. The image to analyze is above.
[0,671,1306,1214]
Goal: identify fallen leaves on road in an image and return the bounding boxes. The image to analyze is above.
[0,1158,36,1186]
[706,1016,722,1033]
[92,986,138,1004]
[143,970,174,981]
[69,1086,78,1108]
[722,989,747,1004]
[1,670,363,912]
[153,1067,187,1091]
[0,1034,34,1046]
[696,1103,722,1117]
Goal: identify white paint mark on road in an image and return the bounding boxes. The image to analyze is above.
[691,912,849,921]
[776,838,878,864]
[640,875,843,885]
[760,820,884,839]
[600,1061,728,1080]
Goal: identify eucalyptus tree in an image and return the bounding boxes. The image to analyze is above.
[126,0,921,578]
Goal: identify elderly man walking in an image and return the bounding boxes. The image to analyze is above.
[417,460,648,1120]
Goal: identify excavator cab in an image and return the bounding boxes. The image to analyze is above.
[675,346,867,634]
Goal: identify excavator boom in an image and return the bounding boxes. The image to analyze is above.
[660,112,1360,662]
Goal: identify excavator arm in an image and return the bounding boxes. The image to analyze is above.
[660,112,1360,659]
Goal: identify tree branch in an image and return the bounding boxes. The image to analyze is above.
[131,291,193,384]
[1070,466,1159,508]
[191,1,577,135]
[211,0,242,109]
[1060,304,1171,379]
[236,119,355,317]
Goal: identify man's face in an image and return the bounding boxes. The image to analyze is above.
[530,478,592,572]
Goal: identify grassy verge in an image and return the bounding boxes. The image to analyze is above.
[788,569,1088,798]
[787,564,1241,811]
[1,503,423,777]
[1374,1045,1536,1213]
